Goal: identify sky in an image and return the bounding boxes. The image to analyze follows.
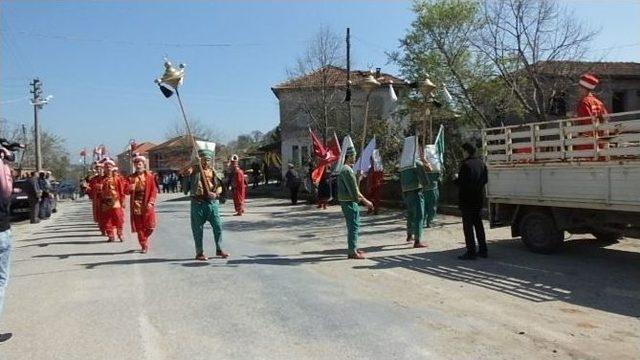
[1,0,639,160]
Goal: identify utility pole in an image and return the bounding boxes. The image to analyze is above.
[30,78,43,172]
[346,27,352,134]
[29,78,52,173]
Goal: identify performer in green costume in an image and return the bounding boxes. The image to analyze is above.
[423,171,440,228]
[337,141,373,259]
[183,142,229,261]
[400,138,432,248]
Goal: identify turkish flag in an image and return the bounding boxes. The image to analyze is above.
[309,130,341,184]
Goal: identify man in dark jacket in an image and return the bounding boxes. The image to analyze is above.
[454,142,488,260]
[284,163,301,205]
[27,171,41,224]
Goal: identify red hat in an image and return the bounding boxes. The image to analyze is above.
[579,73,599,90]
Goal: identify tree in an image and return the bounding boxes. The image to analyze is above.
[286,26,347,142]
[165,117,220,141]
[4,124,71,179]
[472,0,598,122]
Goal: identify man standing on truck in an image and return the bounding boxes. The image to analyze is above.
[575,73,609,151]
[454,142,488,260]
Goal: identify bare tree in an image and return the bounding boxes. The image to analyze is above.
[165,117,220,141]
[472,0,598,121]
[286,26,347,141]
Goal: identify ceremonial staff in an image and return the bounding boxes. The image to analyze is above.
[154,59,211,196]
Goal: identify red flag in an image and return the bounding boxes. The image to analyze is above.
[326,132,341,162]
[309,129,327,159]
[80,149,87,157]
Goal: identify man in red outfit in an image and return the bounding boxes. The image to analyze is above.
[101,159,127,242]
[128,154,157,253]
[87,162,106,235]
[112,166,129,241]
[574,73,609,151]
[366,150,384,215]
[229,154,246,216]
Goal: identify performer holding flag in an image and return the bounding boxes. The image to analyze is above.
[128,154,157,253]
[229,154,247,216]
[336,136,373,259]
[399,136,431,248]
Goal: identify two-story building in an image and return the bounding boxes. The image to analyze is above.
[271,66,408,174]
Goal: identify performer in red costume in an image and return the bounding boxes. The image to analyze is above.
[229,154,247,216]
[101,159,128,242]
[112,166,129,241]
[366,150,384,215]
[574,73,609,151]
[128,154,157,253]
[87,162,106,235]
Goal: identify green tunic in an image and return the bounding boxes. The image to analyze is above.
[183,168,224,254]
[338,165,360,253]
[423,172,440,227]
[401,161,429,242]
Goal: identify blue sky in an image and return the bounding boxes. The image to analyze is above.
[1,1,638,159]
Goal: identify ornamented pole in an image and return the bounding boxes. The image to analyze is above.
[154,59,210,195]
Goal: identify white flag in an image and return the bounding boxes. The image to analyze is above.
[353,137,376,173]
[388,84,397,102]
[333,135,355,174]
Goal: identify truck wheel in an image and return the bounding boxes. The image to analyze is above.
[592,231,622,244]
[520,211,564,254]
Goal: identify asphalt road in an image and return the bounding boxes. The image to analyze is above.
[2,194,639,359]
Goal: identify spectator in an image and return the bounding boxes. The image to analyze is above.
[251,162,261,188]
[38,172,52,220]
[454,142,488,260]
[0,145,15,342]
[26,172,41,224]
[284,163,301,205]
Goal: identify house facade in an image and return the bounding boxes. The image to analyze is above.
[115,142,156,175]
[271,66,409,175]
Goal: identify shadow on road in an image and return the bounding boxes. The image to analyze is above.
[33,250,137,259]
[81,258,196,269]
[17,240,108,248]
[352,238,640,318]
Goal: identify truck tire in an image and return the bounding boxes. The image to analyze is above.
[520,211,564,254]
[592,231,622,244]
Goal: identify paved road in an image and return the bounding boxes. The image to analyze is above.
[3,194,639,359]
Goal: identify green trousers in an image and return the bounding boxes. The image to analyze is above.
[340,201,360,254]
[190,199,223,254]
[404,190,424,242]
[423,187,439,227]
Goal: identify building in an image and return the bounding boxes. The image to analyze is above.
[271,66,408,174]
[147,135,196,175]
[115,142,156,174]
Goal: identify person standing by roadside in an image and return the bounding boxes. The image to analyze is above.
[27,171,41,224]
[454,142,488,260]
[38,172,52,220]
[0,145,15,342]
[285,163,301,205]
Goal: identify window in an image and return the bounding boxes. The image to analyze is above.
[612,91,626,113]
[292,145,299,166]
[301,146,309,164]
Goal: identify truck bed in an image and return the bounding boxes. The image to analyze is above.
[487,162,640,212]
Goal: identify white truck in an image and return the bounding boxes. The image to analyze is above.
[482,110,640,253]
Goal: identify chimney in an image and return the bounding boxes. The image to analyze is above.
[375,67,381,78]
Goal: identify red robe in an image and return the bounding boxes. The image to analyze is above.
[87,175,105,231]
[100,174,127,239]
[575,92,608,151]
[232,167,247,214]
[366,169,384,212]
[129,171,157,250]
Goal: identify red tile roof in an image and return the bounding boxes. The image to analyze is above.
[532,61,640,78]
[272,66,407,92]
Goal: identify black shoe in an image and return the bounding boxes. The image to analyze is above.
[478,252,488,258]
[0,333,13,343]
[458,253,476,260]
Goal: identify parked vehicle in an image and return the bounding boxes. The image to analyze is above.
[10,179,58,219]
[483,110,640,253]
